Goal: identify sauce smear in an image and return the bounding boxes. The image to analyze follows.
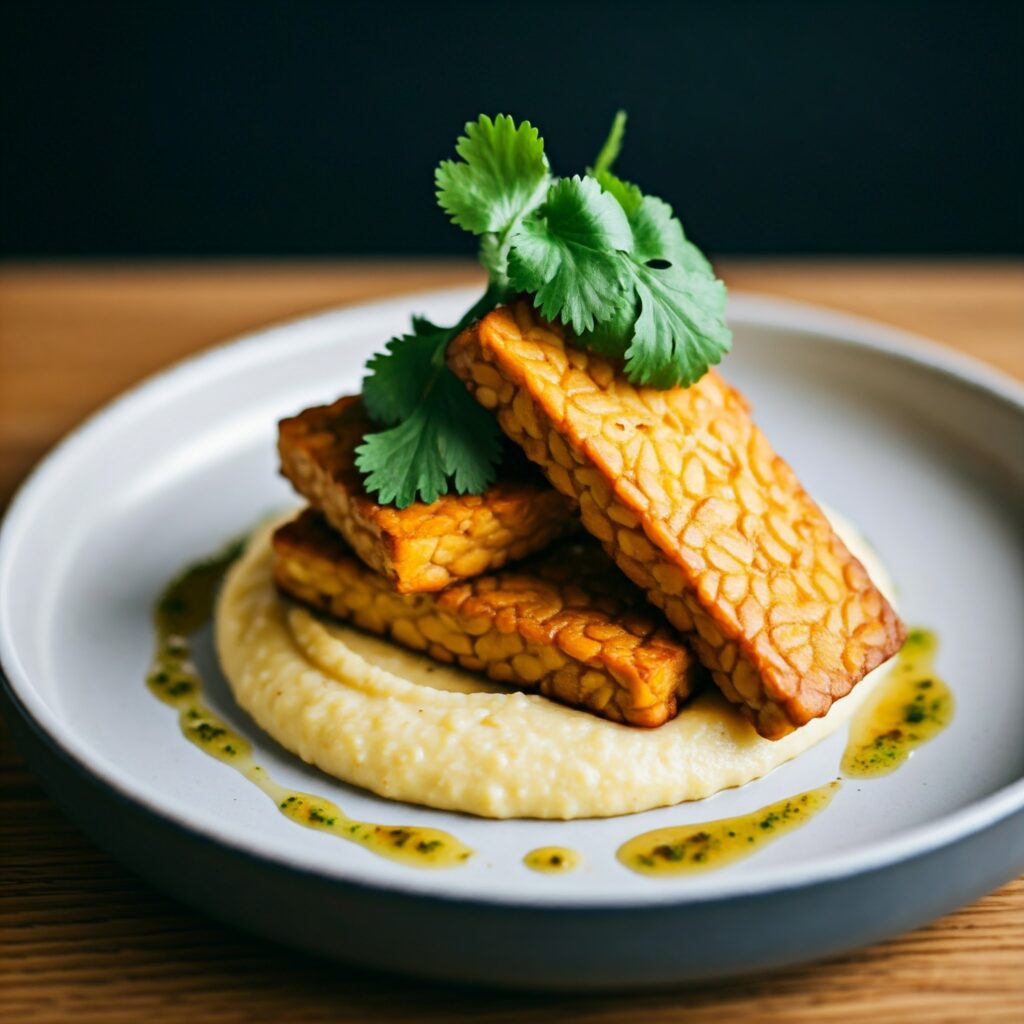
[523,847,581,874]
[149,542,472,869]
[842,628,953,778]
[617,782,840,877]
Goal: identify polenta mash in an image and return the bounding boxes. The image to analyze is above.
[216,510,893,820]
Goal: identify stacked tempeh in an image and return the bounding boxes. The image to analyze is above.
[279,397,575,593]
[273,300,904,739]
[273,396,699,727]
[447,301,906,738]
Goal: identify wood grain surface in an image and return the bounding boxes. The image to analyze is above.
[1,261,1022,1023]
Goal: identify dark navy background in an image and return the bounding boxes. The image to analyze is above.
[3,0,1021,257]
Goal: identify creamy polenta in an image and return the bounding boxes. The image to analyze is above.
[216,509,894,819]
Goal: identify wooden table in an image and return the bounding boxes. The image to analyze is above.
[2,261,1022,1023]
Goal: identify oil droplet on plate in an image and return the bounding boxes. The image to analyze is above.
[523,846,582,874]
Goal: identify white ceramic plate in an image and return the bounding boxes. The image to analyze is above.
[2,288,1023,988]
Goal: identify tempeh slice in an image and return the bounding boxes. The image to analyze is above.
[278,395,574,594]
[272,508,698,727]
[447,302,906,739]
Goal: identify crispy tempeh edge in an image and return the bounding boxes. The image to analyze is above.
[447,302,906,739]
[278,395,575,594]
[272,508,698,727]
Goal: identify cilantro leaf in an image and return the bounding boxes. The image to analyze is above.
[594,169,644,219]
[618,193,730,385]
[579,188,730,386]
[575,289,637,357]
[506,176,632,333]
[356,364,502,508]
[629,194,713,275]
[435,114,549,237]
[356,407,448,507]
[361,317,451,425]
[433,370,504,494]
[624,265,730,387]
[357,285,506,506]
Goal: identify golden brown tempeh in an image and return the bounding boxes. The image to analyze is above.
[447,302,906,739]
[272,509,698,727]
[278,395,574,593]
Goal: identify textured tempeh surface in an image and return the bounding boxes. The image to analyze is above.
[448,302,906,738]
[278,395,574,593]
[272,508,697,726]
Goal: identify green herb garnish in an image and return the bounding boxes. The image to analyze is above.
[357,111,730,507]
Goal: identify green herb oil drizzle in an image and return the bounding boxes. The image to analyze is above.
[148,540,472,869]
[617,781,840,877]
[842,628,953,778]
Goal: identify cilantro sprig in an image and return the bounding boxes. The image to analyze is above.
[358,292,503,507]
[356,112,730,507]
